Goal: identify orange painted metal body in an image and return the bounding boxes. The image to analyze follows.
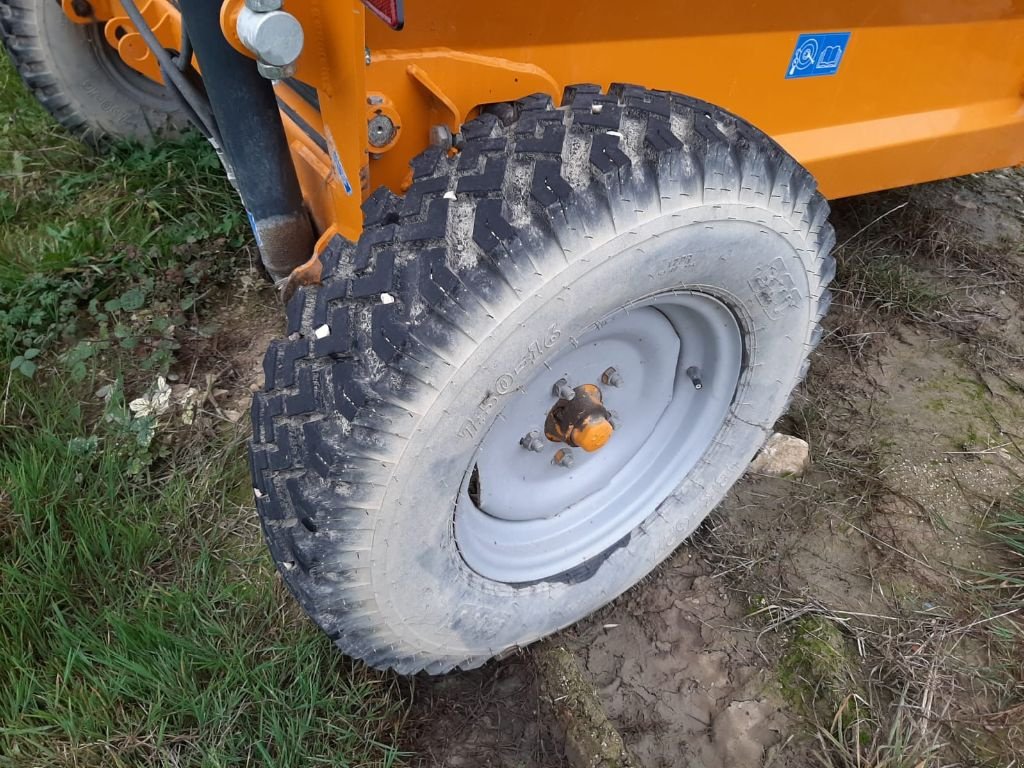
[67,0,1024,253]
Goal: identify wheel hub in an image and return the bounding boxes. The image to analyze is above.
[544,383,615,453]
[454,291,744,584]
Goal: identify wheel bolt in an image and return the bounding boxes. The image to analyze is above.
[552,448,575,468]
[520,431,545,453]
[552,378,575,400]
[601,367,623,387]
[686,366,703,390]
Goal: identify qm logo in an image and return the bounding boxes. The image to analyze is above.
[786,32,851,79]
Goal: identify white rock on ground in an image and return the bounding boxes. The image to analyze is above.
[748,433,810,477]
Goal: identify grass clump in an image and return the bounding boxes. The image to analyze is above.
[777,616,941,768]
[840,255,943,321]
[0,52,246,378]
[0,48,405,767]
[0,374,403,767]
[778,615,858,717]
[987,492,1024,588]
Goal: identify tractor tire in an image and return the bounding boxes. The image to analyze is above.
[0,0,188,143]
[250,85,835,674]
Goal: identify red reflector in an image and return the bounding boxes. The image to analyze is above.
[362,0,404,30]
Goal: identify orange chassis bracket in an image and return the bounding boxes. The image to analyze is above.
[63,0,1024,286]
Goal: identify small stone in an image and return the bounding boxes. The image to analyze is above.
[223,409,243,423]
[749,433,810,477]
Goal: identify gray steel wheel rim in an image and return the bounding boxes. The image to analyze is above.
[454,290,744,584]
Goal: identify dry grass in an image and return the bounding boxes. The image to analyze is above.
[696,178,1024,766]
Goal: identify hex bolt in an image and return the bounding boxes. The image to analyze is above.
[686,366,703,390]
[607,410,620,428]
[429,124,453,150]
[552,378,575,401]
[552,448,575,468]
[519,431,545,453]
[256,60,295,80]
[364,47,372,66]
[601,367,623,388]
[245,0,281,11]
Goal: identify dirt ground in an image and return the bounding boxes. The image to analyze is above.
[207,169,1024,767]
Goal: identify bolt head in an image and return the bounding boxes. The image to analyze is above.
[429,124,453,150]
[245,0,281,10]
[601,367,623,387]
[552,448,575,468]
[256,59,296,80]
[553,378,575,400]
[520,431,545,453]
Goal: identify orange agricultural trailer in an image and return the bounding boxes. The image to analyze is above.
[4,0,1021,672]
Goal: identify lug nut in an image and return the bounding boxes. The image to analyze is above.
[601,367,623,387]
[686,366,703,390]
[520,431,545,453]
[552,448,575,468]
[553,378,575,401]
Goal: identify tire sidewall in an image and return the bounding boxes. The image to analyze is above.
[32,0,185,139]
[373,203,818,659]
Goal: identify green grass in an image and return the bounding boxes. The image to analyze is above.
[989,493,1024,587]
[0,375,403,767]
[0,50,405,767]
[0,52,245,373]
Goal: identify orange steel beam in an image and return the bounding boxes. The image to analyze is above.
[61,0,1024,250]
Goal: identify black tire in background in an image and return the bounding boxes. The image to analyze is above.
[250,85,836,674]
[0,0,188,142]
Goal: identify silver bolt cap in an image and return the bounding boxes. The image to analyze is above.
[237,7,304,68]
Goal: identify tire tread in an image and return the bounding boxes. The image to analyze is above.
[251,85,835,674]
